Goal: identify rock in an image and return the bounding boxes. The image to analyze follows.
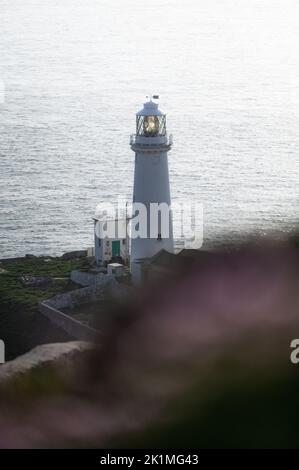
[62,250,87,260]
[19,275,52,287]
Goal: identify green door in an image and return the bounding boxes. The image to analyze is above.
[112,240,120,257]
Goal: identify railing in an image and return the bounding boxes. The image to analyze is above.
[130,133,173,147]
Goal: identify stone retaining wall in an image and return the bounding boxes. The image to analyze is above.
[39,302,98,341]
[39,277,131,340]
[70,270,107,287]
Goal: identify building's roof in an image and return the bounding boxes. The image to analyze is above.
[178,248,211,261]
[148,249,179,269]
[148,248,210,271]
[148,247,213,273]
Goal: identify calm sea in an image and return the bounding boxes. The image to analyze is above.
[0,0,299,257]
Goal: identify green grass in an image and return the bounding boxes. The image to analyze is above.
[1,256,89,277]
[0,256,89,313]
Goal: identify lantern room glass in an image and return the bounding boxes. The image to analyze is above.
[136,115,166,137]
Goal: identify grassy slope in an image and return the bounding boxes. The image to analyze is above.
[0,256,89,360]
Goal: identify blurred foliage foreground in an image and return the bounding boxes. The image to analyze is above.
[0,238,299,448]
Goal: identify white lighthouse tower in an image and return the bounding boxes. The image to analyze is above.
[130,97,174,283]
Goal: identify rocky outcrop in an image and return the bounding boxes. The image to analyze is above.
[0,341,91,387]
[62,250,87,260]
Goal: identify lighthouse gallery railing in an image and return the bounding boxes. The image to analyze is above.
[130,133,173,147]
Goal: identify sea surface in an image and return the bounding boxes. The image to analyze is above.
[0,0,299,257]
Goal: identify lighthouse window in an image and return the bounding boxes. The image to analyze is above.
[157,233,162,241]
[122,239,126,245]
[98,238,101,247]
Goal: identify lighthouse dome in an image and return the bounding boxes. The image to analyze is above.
[136,99,164,117]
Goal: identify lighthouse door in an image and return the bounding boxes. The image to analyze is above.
[112,240,120,257]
